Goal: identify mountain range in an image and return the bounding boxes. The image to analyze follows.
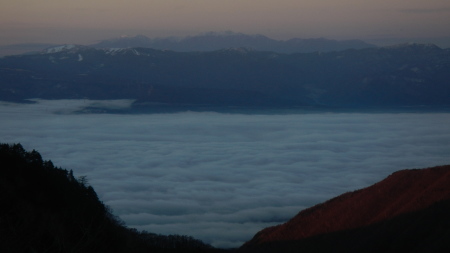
[91,32,375,53]
[0,43,59,57]
[0,32,375,57]
[1,42,449,110]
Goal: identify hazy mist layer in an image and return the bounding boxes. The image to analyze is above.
[1,99,450,248]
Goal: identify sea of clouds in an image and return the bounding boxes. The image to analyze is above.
[1,99,450,248]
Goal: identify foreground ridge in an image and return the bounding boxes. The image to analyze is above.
[241,165,450,252]
[0,143,221,253]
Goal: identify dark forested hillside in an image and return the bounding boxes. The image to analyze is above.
[0,43,449,109]
[0,143,221,253]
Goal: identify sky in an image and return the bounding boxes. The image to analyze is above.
[1,99,450,248]
[1,0,450,46]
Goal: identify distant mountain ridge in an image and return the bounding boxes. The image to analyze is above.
[91,32,375,53]
[0,43,449,109]
[0,43,59,57]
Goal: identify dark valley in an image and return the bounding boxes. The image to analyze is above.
[2,144,450,252]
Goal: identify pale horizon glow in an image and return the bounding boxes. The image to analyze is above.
[1,0,450,46]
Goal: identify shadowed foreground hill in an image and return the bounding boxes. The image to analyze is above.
[240,165,450,253]
[0,143,222,253]
[2,143,449,252]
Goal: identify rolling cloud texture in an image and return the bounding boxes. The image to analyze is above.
[1,100,450,248]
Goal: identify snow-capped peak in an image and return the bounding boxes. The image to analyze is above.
[43,44,77,54]
[42,44,91,54]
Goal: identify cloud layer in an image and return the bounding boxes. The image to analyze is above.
[1,100,450,248]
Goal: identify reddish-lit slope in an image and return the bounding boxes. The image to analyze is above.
[244,165,450,246]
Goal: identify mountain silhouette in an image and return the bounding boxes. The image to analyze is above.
[91,32,375,53]
[1,43,449,109]
[241,165,450,252]
[0,143,221,253]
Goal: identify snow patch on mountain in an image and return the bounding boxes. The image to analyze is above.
[104,48,141,56]
[44,44,76,54]
[104,48,123,55]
